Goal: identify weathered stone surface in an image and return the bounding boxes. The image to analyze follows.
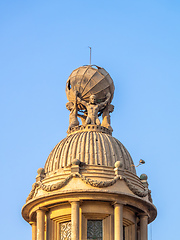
[44,129,136,174]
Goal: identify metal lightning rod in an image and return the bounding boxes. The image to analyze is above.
[88,46,91,65]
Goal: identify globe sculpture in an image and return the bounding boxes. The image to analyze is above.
[65,65,115,132]
[66,65,114,104]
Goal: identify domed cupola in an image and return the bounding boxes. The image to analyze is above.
[22,65,157,240]
[44,127,136,174]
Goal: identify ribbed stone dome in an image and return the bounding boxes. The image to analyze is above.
[44,129,136,174]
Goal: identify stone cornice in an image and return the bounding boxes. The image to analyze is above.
[22,190,157,225]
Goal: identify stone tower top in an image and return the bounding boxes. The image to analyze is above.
[22,65,157,240]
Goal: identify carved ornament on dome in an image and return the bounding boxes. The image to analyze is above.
[65,66,115,132]
[26,173,151,203]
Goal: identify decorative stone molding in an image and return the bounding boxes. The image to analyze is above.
[67,124,112,135]
[39,174,73,191]
[26,182,39,202]
[26,173,149,202]
[76,173,121,188]
[148,190,152,203]
[123,177,148,198]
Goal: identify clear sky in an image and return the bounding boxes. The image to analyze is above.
[1,1,180,239]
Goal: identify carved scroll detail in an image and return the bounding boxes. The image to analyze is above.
[26,173,149,202]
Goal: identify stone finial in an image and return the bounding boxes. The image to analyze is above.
[140,174,148,188]
[140,174,148,180]
[37,168,45,175]
[72,159,81,166]
[71,159,80,173]
[36,168,46,182]
[114,161,124,176]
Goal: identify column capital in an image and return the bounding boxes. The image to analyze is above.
[36,207,48,212]
[138,212,149,218]
[112,201,124,206]
[29,221,36,225]
[69,199,80,204]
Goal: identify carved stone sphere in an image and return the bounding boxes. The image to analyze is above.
[37,168,45,175]
[140,174,148,180]
[66,65,115,109]
[72,159,81,166]
[114,161,123,169]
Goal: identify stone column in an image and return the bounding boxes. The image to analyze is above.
[139,214,148,240]
[29,222,37,240]
[70,201,80,240]
[36,209,46,240]
[114,203,123,240]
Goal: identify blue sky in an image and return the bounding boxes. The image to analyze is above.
[1,1,180,239]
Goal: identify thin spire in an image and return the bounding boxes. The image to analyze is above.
[88,46,91,65]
